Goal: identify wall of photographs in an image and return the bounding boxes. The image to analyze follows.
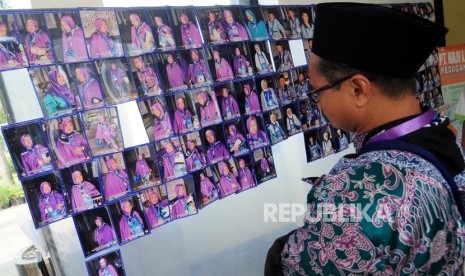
[0,2,440,275]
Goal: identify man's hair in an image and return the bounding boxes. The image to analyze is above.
[317,58,416,99]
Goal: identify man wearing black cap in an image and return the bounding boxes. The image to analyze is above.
[265,3,465,275]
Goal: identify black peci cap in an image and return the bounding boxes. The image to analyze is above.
[312,2,448,78]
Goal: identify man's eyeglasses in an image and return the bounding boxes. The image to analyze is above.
[308,75,354,103]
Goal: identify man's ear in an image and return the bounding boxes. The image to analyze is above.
[349,74,372,108]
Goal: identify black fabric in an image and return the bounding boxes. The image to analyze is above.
[264,230,296,276]
[362,114,465,176]
[312,3,448,78]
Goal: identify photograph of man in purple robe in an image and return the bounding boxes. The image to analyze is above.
[199,172,217,204]
[55,117,89,168]
[213,49,233,81]
[144,191,170,229]
[38,181,65,224]
[98,258,118,276]
[24,18,54,65]
[217,161,241,197]
[185,140,206,172]
[133,56,161,96]
[246,116,269,149]
[165,53,187,90]
[170,184,196,219]
[179,13,202,48]
[243,83,261,115]
[260,155,271,177]
[60,15,88,62]
[129,13,155,55]
[238,158,256,190]
[205,129,230,164]
[196,90,221,128]
[103,158,129,201]
[89,18,121,58]
[95,115,117,149]
[253,43,273,75]
[118,200,145,243]
[173,97,196,134]
[154,16,176,50]
[0,22,25,70]
[74,66,104,110]
[220,87,240,120]
[93,216,117,249]
[70,170,101,212]
[160,140,187,181]
[187,49,211,87]
[43,68,81,117]
[232,46,252,78]
[135,153,152,184]
[19,134,52,176]
[223,9,249,42]
[226,124,248,156]
[151,101,173,141]
[207,11,227,44]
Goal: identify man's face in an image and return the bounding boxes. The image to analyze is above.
[0,25,7,36]
[279,77,285,87]
[309,55,352,131]
[26,21,36,33]
[73,171,84,184]
[206,131,215,144]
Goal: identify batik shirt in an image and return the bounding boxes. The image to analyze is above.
[282,149,465,275]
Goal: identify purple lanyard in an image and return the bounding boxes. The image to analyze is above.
[367,108,435,144]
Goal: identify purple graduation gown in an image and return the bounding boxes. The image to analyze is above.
[239,167,255,189]
[21,144,50,175]
[95,122,114,143]
[162,152,176,179]
[187,59,211,85]
[90,31,119,58]
[219,173,240,196]
[245,91,261,114]
[247,130,269,149]
[137,67,161,96]
[173,108,194,133]
[227,133,246,155]
[24,30,53,64]
[94,223,116,246]
[119,211,144,242]
[98,264,118,276]
[62,27,88,62]
[200,100,220,127]
[206,141,230,163]
[200,177,215,197]
[131,22,154,52]
[180,22,202,48]
[225,23,249,42]
[221,95,240,119]
[215,58,233,81]
[261,157,270,172]
[233,55,249,77]
[135,159,151,176]
[185,149,205,172]
[166,62,185,88]
[153,114,173,141]
[171,196,188,219]
[78,79,103,108]
[145,204,161,228]
[55,131,89,167]
[103,170,128,200]
[38,191,64,222]
[70,181,100,212]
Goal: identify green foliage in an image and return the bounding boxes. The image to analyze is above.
[0,180,24,208]
[0,185,10,208]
